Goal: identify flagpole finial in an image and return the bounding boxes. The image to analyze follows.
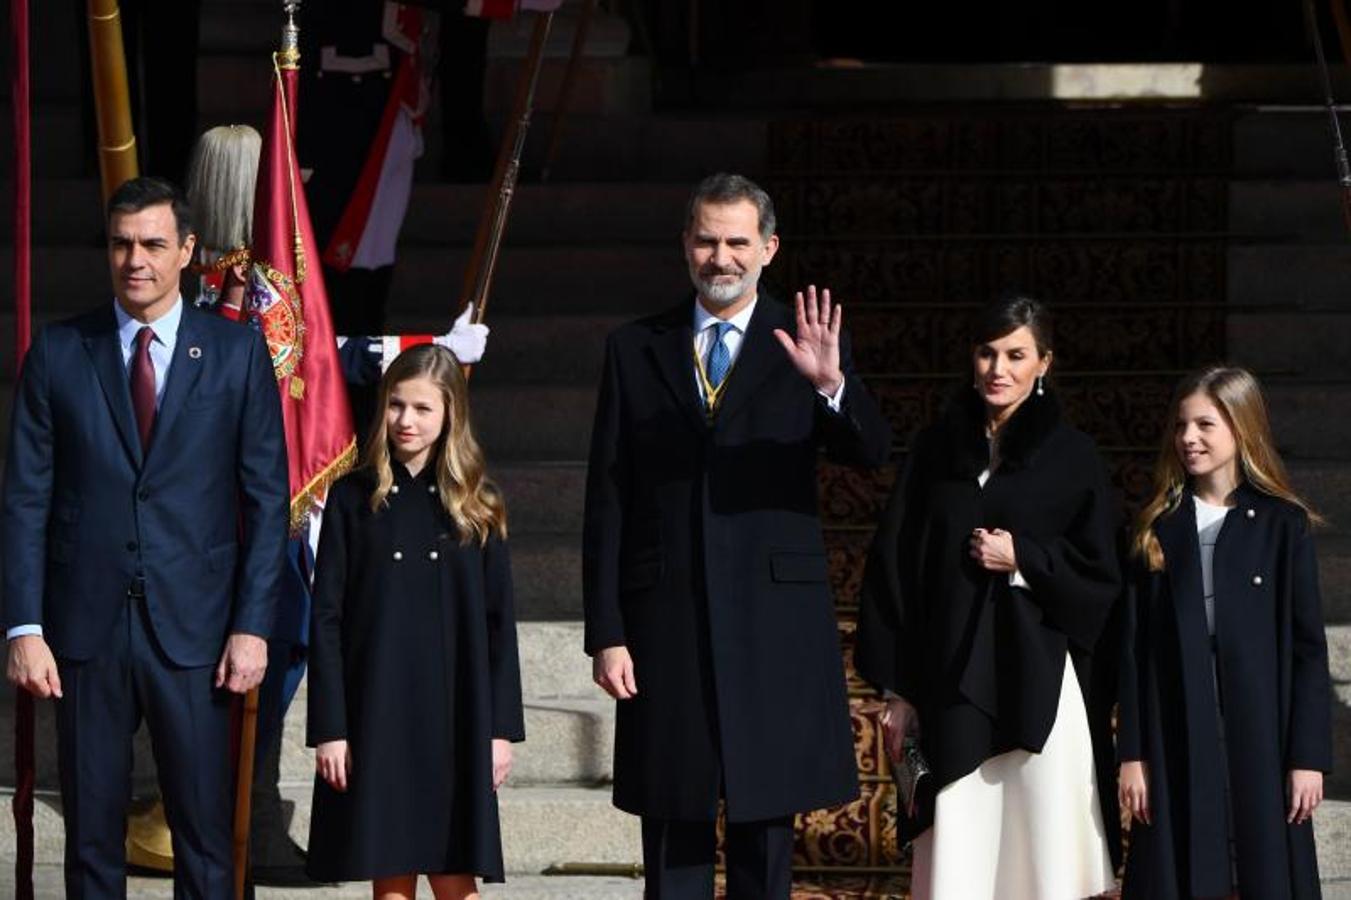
[279,1,301,70]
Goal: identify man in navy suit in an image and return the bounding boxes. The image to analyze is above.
[3,177,289,898]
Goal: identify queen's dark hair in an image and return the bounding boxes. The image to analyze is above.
[971,293,1053,357]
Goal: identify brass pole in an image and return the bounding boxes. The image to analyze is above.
[86,0,138,202]
[232,687,260,900]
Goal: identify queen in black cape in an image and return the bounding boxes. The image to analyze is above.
[855,297,1121,898]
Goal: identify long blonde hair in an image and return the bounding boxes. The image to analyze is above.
[1133,366,1320,570]
[361,344,507,545]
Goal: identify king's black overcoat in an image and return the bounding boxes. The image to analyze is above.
[1118,484,1333,900]
[582,295,892,823]
[855,387,1122,840]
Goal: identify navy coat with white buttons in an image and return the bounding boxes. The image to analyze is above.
[306,465,524,882]
[582,295,892,823]
[1119,484,1333,900]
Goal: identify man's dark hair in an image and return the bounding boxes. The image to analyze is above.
[685,172,777,240]
[971,293,1053,356]
[106,176,194,246]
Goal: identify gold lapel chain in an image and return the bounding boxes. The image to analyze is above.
[692,338,735,421]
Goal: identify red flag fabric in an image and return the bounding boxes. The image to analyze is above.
[464,0,516,18]
[248,58,356,531]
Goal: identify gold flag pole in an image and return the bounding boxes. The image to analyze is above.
[86,0,138,201]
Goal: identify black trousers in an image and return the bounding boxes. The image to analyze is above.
[55,595,234,900]
[641,816,794,900]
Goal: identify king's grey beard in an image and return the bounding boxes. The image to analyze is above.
[691,267,760,307]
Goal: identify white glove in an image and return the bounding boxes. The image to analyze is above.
[435,304,490,364]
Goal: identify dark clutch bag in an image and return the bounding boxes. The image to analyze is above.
[892,736,932,819]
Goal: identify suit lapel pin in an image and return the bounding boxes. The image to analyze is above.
[188,346,202,359]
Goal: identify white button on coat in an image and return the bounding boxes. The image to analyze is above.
[1246,508,1255,519]
[428,550,439,561]
[393,550,403,561]
[391,485,400,495]
[1252,575,1263,586]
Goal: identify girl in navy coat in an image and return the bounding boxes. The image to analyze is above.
[306,344,524,899]
[1119,366,1333,899]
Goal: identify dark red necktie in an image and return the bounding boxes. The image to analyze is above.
[130,326,157,450]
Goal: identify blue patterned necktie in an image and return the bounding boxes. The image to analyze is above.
[705,321,734,393]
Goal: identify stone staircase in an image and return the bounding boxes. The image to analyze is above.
[2,1,1351,896]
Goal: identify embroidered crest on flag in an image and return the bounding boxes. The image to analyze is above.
[246,261,307,381]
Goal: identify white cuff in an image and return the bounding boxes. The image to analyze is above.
[817,380,846,413]
[7,624,42,640]
[380,335,401,372]
[1009,569,1030,590]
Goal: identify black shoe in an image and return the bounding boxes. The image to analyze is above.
[249,835,328,887]
[250,862,328,888]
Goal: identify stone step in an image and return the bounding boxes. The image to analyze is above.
[1289,461,1351,530]
[679,65,1351,109]
[495,462,589,535]
[1,623,606,792]
[4,625,1348,877]
[511,533,584,621]
[493,457,1351,540]
[0,783,643,879]
[1318,537,1351,626]
[0,871,645,900]
[371,110,765,184]
[0,245,686,318]
[275,624,610,785]
[1229,180,1345,241]
[470,379,1351,464]
[1266,381,1351,459]
[0,102,766,185]
[0,178,690,246]
[6,794,1351,886]
[400,182,689,248]
[1327,626,1351,805]
[197,54,651,124]
[472,384,596,462]
[1228,310,1351,378]
[515,622,594,700]
[464,306,1342,388]
[1228,243,1351,310]
[1234,108,1351,178]
[201,0,632,60]
[276,675,612,786]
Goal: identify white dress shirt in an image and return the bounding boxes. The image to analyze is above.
[115,295,182,407]
[7,298,184,641]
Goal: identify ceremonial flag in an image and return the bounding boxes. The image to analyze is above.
[249,44,356,530]
[465,0,516,17]
[322,3,429,273]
